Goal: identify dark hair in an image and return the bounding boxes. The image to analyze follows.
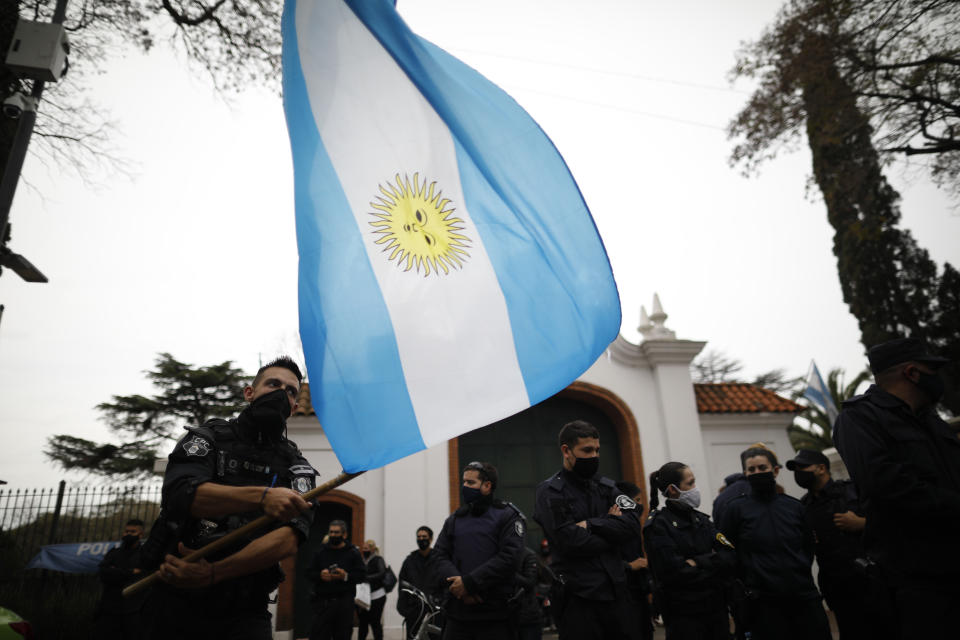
[125,518,145,528]
[558,420,600,449]
[253,356,303,386]
[416,525,434,539]
[648,462,688,510]
[463,461,499,492]
[329,519,348,534]
[740,447,778,470]
[615,481,642,499]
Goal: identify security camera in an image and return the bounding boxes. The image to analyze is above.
[2,93,36,119]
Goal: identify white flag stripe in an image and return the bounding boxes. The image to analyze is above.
[295,1,529,444]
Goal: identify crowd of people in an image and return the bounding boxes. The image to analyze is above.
[92,337,957,639]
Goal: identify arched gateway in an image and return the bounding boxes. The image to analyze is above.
[450,380,646,545]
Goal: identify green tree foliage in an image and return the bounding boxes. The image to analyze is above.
[729,0,960,415]
[45,353,249,477]
[788,367,871,450]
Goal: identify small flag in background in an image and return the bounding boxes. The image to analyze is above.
[803,361,839,425]
[282,0,621,472]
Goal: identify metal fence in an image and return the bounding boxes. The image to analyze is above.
[0,481,162,639]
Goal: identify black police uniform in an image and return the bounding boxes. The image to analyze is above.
[799,478,877,640]
[141,415,316,640]
[515,546,543,640]
[533,470,643,640]
[711,472,747,524]
[619,530,653,640]
[96,539,146,640]
[643,501,734,640]
[397,547,441,638]
[306,541,365,640]
[430,495,524,640]
[834,383,960,640]
[719,491,830,640]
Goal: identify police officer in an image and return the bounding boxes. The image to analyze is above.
[833,337,960,640]
[644,462,734,640]
[615,481,654,640]
[96,519,147,640]
[431,461,523,640]
[397,526,441,639]
[533,420,642,640]
[307,519,365,640]
[787,449,877,640]
[141,356,316,640]
[718,447,830,640]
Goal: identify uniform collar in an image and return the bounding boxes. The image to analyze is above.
[863,384,912,409]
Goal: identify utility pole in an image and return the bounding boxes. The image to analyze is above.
[0,0,70,283]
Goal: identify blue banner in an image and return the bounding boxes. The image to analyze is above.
[26,541,120,574]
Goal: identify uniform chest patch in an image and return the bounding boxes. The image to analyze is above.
[615,494,638,511]
[293,477,312,494]
[515,520,525,537]
[716,532,734,549]
[182,436,212,457]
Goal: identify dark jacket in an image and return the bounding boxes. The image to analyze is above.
[363,553,388,594]
[644,501,734,615]
[431,497,524,620]
[307,542,366,600]
[98,541,146,615]
[533,470,643,601]
[397,548,439,619]
[712,473,749,524]
[514,547,542,626]
[144,417,316,604]
[833,384,960,582]
[719,492,819,599]
[800,479,865,591]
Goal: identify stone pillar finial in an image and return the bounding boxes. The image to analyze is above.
[638,305,653,339]
[645,293,675,340]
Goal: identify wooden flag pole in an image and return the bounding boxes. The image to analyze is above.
[123,470,364,598]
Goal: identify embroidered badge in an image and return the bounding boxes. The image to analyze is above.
[515,520,525,537]
[293,477,312,494]
[615,494,638,511]
[182,436,211,457]
[716,532,734,549]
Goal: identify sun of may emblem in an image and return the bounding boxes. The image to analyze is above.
[368,173,471,276]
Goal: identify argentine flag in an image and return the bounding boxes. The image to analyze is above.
[804,361,839,425]
[282,0,621,472]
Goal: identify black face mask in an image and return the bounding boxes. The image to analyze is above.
[241,388,292,440]
[915,371,945,405]
[121,535,139,548]
[461,485,483,505]
[748,471,777,498]
[362,551,371,559]
[416,539,430,551]
[793,470,817,490]
[328,535,343,546]
[571,455,600,479]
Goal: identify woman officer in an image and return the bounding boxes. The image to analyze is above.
[644,461,735,640]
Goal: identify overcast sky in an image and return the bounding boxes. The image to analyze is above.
[1,0,957,487]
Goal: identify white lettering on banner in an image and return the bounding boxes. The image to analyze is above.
[77,543,91,555]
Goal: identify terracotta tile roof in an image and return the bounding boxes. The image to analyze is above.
[293,382,316,416]
[694,383,801,414]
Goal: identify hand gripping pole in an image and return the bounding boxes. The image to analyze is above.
[123,470,364,598]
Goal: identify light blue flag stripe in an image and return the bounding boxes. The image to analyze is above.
[284,0,620,471]
[346,1,620,406]
[282,1,426,469]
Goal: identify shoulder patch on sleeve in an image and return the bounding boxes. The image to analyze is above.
[716,532,734,549]
[615,494,638,511]
[181,435,212,457]
[515,519,525,537]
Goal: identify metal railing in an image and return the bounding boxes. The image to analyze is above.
[0,481,162,639]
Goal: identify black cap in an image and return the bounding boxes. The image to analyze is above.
[867,337,948,374]
[786,449,830,471]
